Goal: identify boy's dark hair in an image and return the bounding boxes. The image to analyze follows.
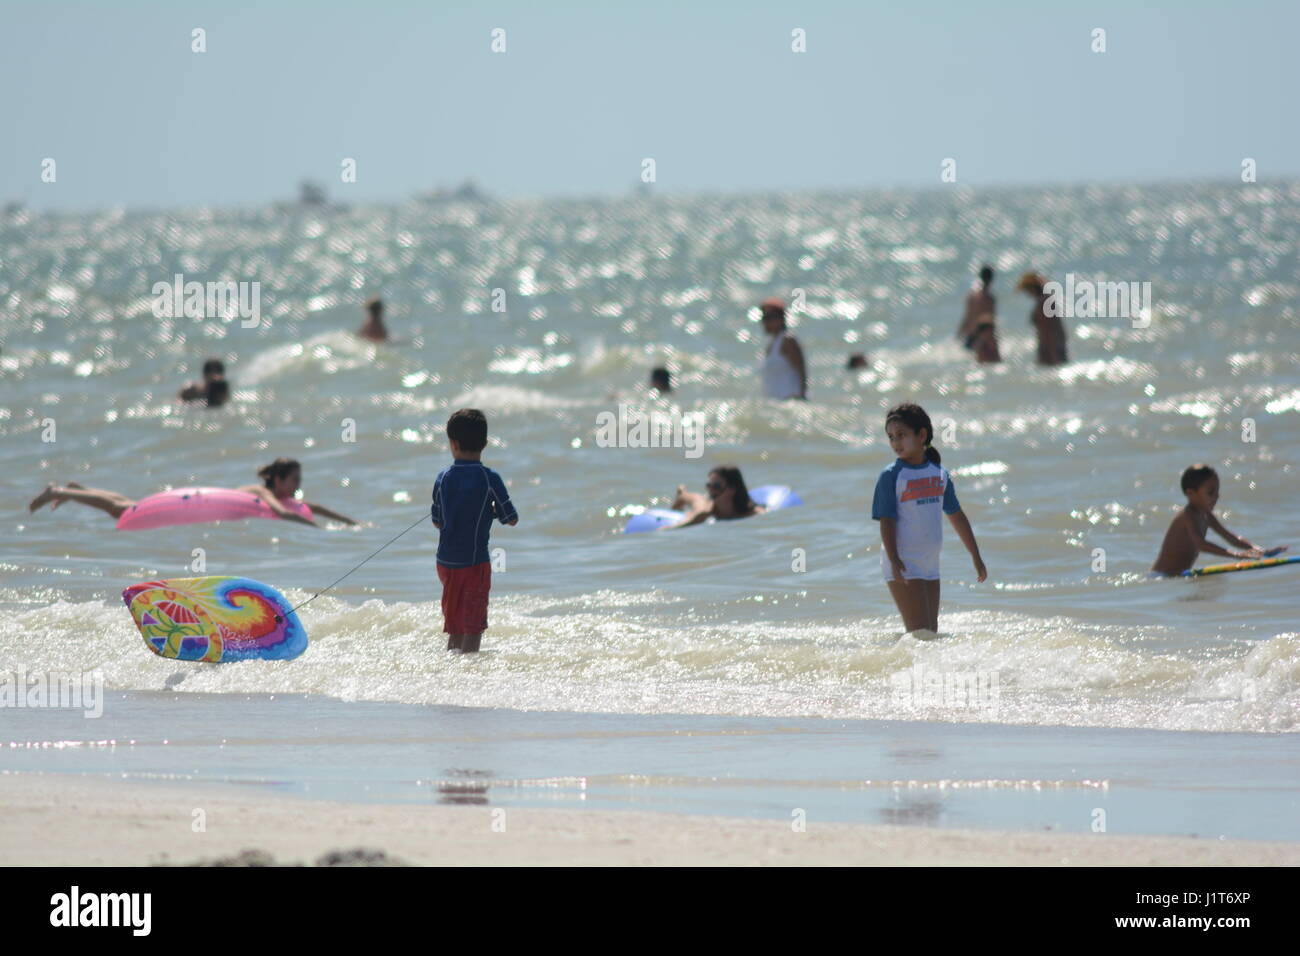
[885,403,940,465]
[258,457,301,488]
[1181,464,1218,493]
[204,378,230,408]
[447,408,488,452]
[650,367,671,390]
[202,357,225,378]
[979,265,994,285]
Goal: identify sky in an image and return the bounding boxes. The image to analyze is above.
[2,0,1298,210]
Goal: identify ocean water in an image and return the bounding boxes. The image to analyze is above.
[2,182,1299,737]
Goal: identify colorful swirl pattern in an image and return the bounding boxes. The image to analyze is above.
[121,576,308,662]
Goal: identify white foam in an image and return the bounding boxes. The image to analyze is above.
[3,596,1294,734]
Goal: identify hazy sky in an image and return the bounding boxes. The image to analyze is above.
[3,0,1297,210]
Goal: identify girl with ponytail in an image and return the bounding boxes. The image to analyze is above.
[871,403,986,634]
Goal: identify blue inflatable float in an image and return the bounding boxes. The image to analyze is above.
[623,485,803,533]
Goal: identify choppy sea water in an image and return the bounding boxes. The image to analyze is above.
[2,182,1298,735]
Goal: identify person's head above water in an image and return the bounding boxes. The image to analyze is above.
[760,297,786,335]
[1181,464,1218,493]
[846,352,868,370]
[884,403,941,465]
[258,457,302,497]
[204,378,229,408]
[201,357,225,381]
[446,408,488,458]
[359,296,388,340]
[707,464,756,514]
[1180,463,1220,512]
[650,367,672,392]
[979,265,994,287]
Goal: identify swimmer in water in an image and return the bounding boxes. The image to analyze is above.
[358,296,389,343]
[758,298,807,400]
[179,357,228,406]
[202,378,230,407]
[1149,464,1285,576]
[28,457,358,527]
[666,465,766,529]
[1017,271,1067,366]
[957,266,1001,364]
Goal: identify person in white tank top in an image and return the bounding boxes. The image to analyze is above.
[758,298,806,399]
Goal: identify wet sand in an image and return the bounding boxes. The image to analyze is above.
[3,774,1296,867]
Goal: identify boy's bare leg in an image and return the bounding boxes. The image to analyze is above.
[887,579,932,633]
[29,484,134,518]
[459,633,482,653]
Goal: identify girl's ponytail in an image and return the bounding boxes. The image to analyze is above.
[925,444,941,465]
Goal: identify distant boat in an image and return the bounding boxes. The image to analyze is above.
[272,180,348,213]
[417,179,491,204]
[299,180,328,205]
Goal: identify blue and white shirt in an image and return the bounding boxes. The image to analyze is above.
[431,459,518,568]
[871,458,961,581]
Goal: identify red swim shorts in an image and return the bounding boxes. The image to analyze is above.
[437,561,491,635]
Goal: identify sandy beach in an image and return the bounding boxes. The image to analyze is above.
[3,774,1296,867]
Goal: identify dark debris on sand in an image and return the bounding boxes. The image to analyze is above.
[155,847,410,867]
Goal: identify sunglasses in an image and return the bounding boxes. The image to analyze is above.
[706,481,727,492]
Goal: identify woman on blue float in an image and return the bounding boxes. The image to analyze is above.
[667,465,766,529]
[28,457,357,527]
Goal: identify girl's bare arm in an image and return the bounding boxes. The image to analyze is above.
[305,502,359,526]
[245,486,317,526]
[879,517,907,577]
[946,510,988,581]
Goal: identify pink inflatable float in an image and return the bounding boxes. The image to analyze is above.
[115,487,314,531]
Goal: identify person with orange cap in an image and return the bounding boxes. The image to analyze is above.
[1017,272,1067,365]
[758,298,806,400]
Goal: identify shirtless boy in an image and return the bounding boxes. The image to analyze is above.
[1151,464,1285,575]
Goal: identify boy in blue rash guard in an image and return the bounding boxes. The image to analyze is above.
[871,403,987,635]
[431,409,518,653]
